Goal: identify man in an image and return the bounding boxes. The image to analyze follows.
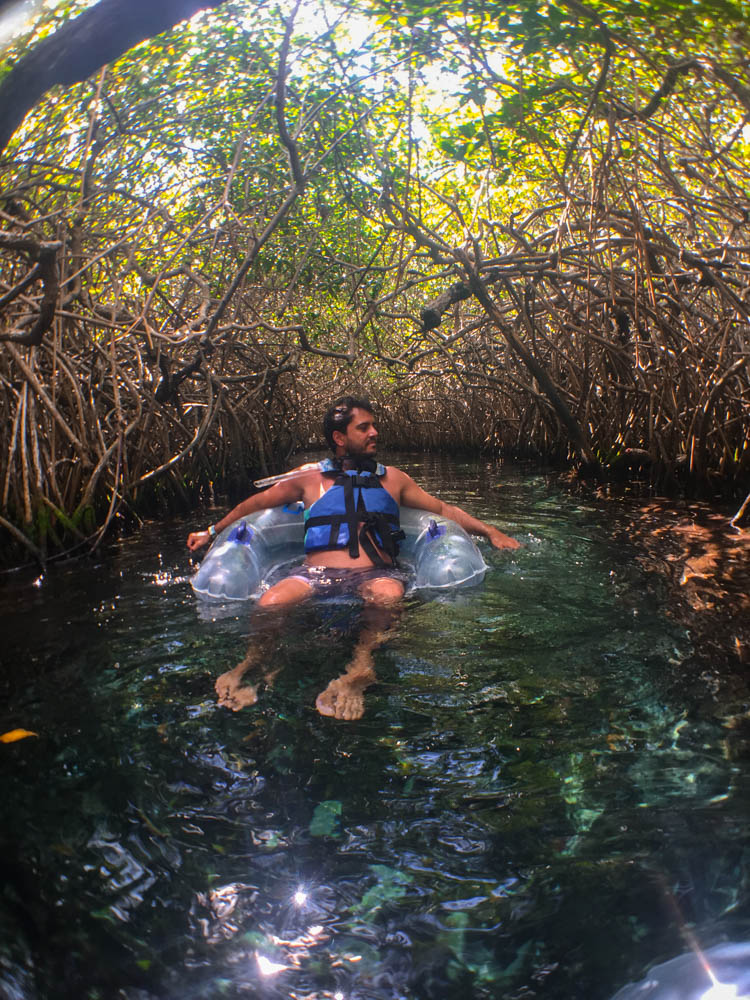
[187,396,520,719]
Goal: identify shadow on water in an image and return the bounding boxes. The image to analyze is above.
[2,458,750,999]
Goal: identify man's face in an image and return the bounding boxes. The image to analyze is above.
[333,407,378,456]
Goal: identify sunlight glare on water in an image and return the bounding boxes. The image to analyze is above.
[1,459,749,999]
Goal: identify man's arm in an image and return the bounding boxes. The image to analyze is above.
[186,475,308,552]
[390,468,521,551]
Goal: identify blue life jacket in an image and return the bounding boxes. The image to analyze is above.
[304,462,404,565]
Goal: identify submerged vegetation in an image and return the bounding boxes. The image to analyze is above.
[0,0,748,565]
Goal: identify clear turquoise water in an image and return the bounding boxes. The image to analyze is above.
[1,458,749,999]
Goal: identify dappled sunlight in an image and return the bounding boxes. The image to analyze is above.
[1,0,749,569]
[620,501,750,667]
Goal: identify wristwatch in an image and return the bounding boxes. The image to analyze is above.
[207,524,217,538]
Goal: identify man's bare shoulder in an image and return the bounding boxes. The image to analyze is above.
[296,468,330,506]
[258,466,324,506]
[382,464,409,480]
[381,465,415,503]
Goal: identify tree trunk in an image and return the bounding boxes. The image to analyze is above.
[0,0,229,154]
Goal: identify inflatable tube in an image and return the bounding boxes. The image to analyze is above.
[191,504,487,601]
[608,941,750,999]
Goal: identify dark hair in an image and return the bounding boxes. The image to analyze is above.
[323,396,373,451]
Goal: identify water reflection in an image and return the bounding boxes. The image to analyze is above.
[1,465,749,998]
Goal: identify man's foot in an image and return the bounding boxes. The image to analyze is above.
[215,666,260,711]
[215,659,280,712]
[315,663,375,721]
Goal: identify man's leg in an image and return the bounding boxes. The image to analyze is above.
[315,576,404,721]
[215,576,312,711]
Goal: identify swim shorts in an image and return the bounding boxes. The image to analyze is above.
[286,564,407,597]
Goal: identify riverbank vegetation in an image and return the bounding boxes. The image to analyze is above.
[1,0,748,566]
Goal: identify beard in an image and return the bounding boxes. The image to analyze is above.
[338,442,378,473]
[343,440,377,457]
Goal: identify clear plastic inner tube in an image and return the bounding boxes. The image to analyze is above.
[191,504,487,601]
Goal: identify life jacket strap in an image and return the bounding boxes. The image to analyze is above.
[357,511,405,567]
[304,471,402,565]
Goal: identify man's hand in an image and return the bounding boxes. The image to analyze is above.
[390,470,521,551]
[187,530,212,552]
[487,527,521,550]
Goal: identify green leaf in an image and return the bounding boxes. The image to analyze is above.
[351,864,413,916]
[309,799,342,837]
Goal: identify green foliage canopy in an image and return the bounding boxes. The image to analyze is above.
[0,0,748,561]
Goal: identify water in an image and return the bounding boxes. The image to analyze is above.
[2,458,749,999]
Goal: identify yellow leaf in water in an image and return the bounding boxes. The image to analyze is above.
[0,728,38,743]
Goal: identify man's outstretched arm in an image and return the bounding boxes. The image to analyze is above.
[186,475,307,551]
[391,469,521,550]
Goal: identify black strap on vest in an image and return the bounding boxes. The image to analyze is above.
[305,471,404,567]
